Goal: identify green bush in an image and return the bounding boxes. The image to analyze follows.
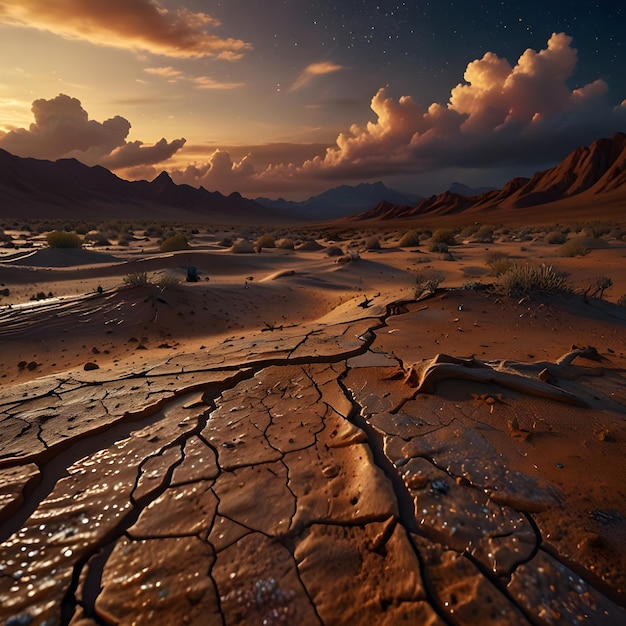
[255,234,276,252]
[486,251,512,276]
[496,263,572,295]
[160,233,189,252]
[123,271,149,287]
[429,241,449,253]
[398,229,422,247]
[46,231,83,249]
[559,238,588,257]
[363,236,381,250]
[472,225,494,243]
[546,230,567,244]
[431,229,457,246]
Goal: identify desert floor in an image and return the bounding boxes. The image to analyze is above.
[0,223,625,625]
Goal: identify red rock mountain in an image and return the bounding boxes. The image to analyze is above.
[350,132,626,221]
[0,151,279,223]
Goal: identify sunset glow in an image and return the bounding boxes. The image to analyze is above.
[0,0,623,199]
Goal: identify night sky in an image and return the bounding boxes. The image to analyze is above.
[0,1,623,199]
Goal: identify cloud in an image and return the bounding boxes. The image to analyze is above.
[0,94,185,170]
[290,62,347,91]
[165,33,625,197]
[286,33,626,180]
[144,66,245,90]
[0,0,251,59]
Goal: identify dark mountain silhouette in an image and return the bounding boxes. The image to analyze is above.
[349,132,626,221]
[256,181,421,219]
[448,182,497,196]
[0,150,279,223]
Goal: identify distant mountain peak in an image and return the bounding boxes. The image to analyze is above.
[348,133,626,221]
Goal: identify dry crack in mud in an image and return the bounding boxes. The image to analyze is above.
[1,299,625,625]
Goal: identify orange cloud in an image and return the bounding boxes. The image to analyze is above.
[0,94,185,169]
[144,66,244,90]
[0,0,251,59]
[290,62,348,91]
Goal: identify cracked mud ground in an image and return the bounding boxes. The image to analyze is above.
[1,292,625,625]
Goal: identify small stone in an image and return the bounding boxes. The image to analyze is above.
[84,362,100,371]
[26,361,38,371]
[322,464,339,478]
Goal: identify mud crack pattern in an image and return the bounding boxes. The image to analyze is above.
[1,304,625,625]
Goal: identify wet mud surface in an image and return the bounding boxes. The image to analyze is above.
[1,297,625,625]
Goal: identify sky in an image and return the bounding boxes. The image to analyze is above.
[0,1,624,200]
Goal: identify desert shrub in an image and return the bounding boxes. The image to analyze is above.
[415,271,445,298]
[84,232,111,246]
[429,241,449,253]
[326,245,344,257]
[462,281,489,291]
[472,225,494,243]
[144,225,164,238]
[123,271,149,287]
[583,222,612,239]
[231,238,255,254]
[546,230,567,244]
[363,236,381,250]
[431,229,457,246]
[46,231,83,249]
[160,233,189,253]
[398,230,422,247]
[486,251,513,275]
[255,234,276,252]
[276,238,295,250]
[617,294,626,307]
[582,276,613,300]
[559,238,588,257]
[496,263,572,295]
[154,271,182,289]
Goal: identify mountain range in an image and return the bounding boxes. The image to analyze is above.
[255,182,421,219]
[350,132,626,222]
[0,150,273,223]
[0,132,624,224]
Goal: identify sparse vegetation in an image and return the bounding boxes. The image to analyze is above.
[159,233,189,252]
[496,263,572,295]
[429,241,449,253]
[123,271,150,287]
[398,229,422,247]
[559,238,589,257]
[255,234,276,252]
[231,238,255,254]
[431,228,457,246]
[326,245,344,257]
[415,270,445,299]
[276,238,295,250]
[154,271,182,290]
[472,225,494,243]
[363,236,381,250]
[486,251,513,275]
[46,230,83,249]
[546,230,567,244]
[582,277,613,300]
